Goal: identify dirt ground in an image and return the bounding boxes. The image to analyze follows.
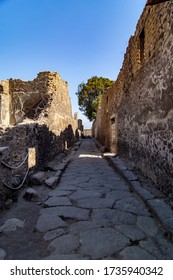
[0,184,51,260]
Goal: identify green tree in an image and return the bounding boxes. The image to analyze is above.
[76,76,114,121]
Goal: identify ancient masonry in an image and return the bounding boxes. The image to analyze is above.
[0,71,83,208]
[93,1,173,198]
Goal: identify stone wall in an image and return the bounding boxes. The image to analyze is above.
[93,1,173,197]
[0,71,75,132]
[0,71,80,208]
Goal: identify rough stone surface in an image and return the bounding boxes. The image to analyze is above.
[0,218,25,233]
[48,234,79,253]
[120,246,157,260]
[93,1,173,197]
[46,161,61,171]
[0,71,82,205]
[23,188,42,202]
[131,181,155,201]
[70,221,101,234]
[139,240,164,259]
[155,234,173,259]
[114,197,149,216]
[123,170,138,181]
[36,212,67,232]
[1,139,173,260]
[0,248,6,260]
[40,206,90,221]
[57,185,79,191]
[69,190,102,201]
[107,181,129,191]
[146,199,173,234]
[106,190,133,201]
[77,198,115,209]
[44,254,89,260]
[45,177,58,188]
[80,228,130,259]
[92,209,136,226]
[30,172,46,185]
[48,189,72,197]
[114,225,146,241]
[137,216,159,236]
[44,197,72,207]
[43,229,65,241]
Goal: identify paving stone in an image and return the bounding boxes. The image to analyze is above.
[76,183,108,191]
[40,206,90,221]
[48,189,72,197]
[69,190,102,201]
[107,181,129,191]
[131,181,154,200]
[107,175,125,182]
[54,153,66,162]
[114,197,149,216]
[70,221,101,234]
[114,225,145,241]
[92,209,136,226]
[106,190,133,201]
[123,170,138,181]
[156,234,173,259]
[44,229,65,241]
[30,171,46,185]
[77,198,115,209]
[45,176,58,188]
[114,163,128,171]
[54,170,62,178]
[44,197,72,207]
[139,240,163,259]
[146,199,173,235]
[88,179,108,186]
[0,248,6,260]
[80,228,130,259]
[44,254,89,260]
[48,234,79,253]
[0,218,25,233]
[119,246,156,260]
[137,216,159,236]
[36,212,67,232]
[46,160,60,171]
[58,185,79,191]
[23,188,42,202]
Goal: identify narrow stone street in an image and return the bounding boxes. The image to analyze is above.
[1,139,173,260]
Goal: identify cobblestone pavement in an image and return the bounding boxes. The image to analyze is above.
[37,139,173,260]
[1,139,173,260]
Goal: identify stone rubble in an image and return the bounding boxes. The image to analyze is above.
[23,188,42,202]
[0,218,25,233]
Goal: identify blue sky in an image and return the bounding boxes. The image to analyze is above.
[0,0,146,128]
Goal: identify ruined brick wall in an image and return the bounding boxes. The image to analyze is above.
[0,71,79,208]
[0,71,75,132]
[0,71,78,165]
[94,1,173,196]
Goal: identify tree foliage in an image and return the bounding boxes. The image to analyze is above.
[76,76,114,121]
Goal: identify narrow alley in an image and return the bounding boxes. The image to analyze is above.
[0,139,173,260]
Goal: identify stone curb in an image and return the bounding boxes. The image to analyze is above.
[103,154,173,240]
[30,140,83,188]
[44,139,83,188]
